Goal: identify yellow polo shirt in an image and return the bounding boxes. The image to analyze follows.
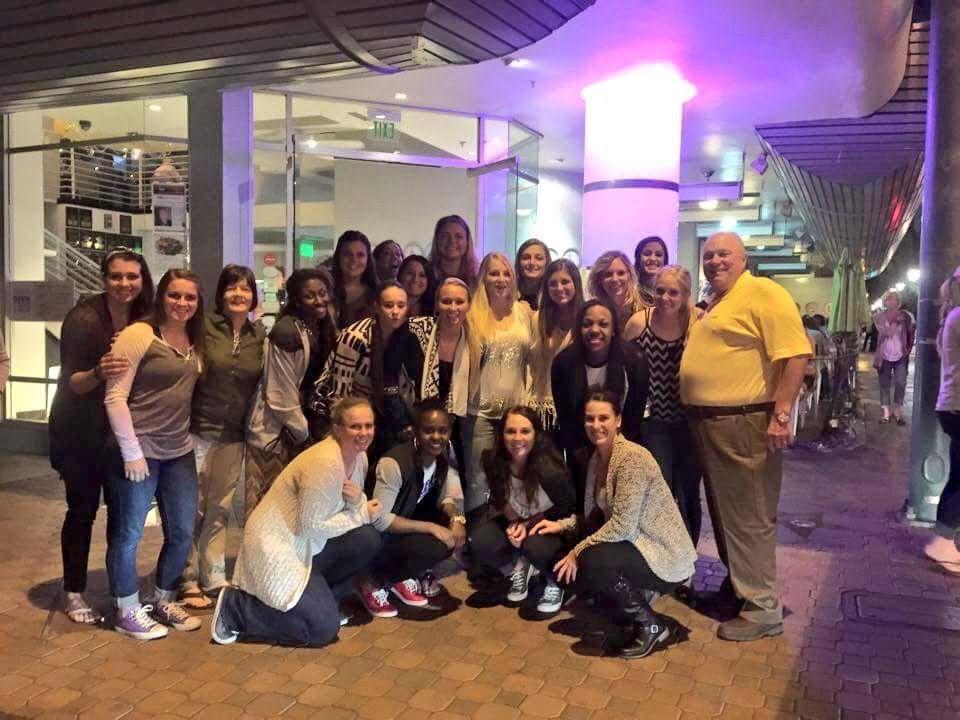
[680,272,811,406]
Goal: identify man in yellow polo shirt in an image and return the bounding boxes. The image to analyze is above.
[680,232,810,642]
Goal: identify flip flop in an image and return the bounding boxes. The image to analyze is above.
[66,604,102,625]
[180,589,215,609]
[925,552,960,575]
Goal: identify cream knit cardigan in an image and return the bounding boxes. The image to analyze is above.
[233,436,370,611]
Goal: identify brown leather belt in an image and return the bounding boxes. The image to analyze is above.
[684,402,774,419]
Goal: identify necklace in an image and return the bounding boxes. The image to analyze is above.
[232,328,241,356]
[160,329,193,361]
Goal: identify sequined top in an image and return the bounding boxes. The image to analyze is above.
[468,310,532,419]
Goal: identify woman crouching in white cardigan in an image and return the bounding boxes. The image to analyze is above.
[211,396,383,646]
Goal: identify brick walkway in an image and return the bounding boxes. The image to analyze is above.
[0,359,957,720]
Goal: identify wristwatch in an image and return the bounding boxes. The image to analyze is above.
[774,410,791,425]
[450,514,466,526]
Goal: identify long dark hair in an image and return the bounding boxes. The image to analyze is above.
[633,235,669,285]
[515,238,552,304]
[397,254,437,316]
[214,264,258,315]
[482,405,565,511]
[331,230,379,311]
[151,269,205,355]
[429,214,478,287]
[280,267,337,353]
[538,258,584,348]
[369,282,410,414]
[100,248,155,322]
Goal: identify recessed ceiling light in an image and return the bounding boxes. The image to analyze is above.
[755,244,766,251]
[517,208,532,217]
[148,104,162,112]
[394,92,408,101]
[375,114,386,120]
[305,138,318,149]
[698,199,719,211]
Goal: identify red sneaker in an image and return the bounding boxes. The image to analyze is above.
[390,578,429,607]
[360,586,398,618]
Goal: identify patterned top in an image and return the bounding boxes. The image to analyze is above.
[468,308,532,420]
[632,309,685,423]
[563,435,697,583]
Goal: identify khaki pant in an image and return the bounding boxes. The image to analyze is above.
[182,438,244,592]
[689,411,783,624]
[244,444,287,523]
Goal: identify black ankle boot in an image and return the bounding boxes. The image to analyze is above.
[610,573,671,659]
[620,614,671,659]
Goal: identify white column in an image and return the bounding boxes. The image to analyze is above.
[580,64,695,266]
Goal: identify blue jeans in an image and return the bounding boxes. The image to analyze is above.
[222,525,382,647]
[877,357,908,407]
[106,451,198,605]
[643,419,702,546]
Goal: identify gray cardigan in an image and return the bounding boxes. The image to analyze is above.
[569,435,697,583]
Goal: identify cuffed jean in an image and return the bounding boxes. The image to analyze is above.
[642,419,703,546]
[106,450,198,607]
[877,357,908,407]
[936,411,960,538]
[470,516,569,578]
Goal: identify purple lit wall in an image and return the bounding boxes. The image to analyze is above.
[580,64,695,266]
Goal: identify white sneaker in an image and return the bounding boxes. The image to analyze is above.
[507,558,534,602]
[537,583,564,613]
[152,601,202,632]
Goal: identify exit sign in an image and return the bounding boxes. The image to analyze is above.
[372,120,396,140]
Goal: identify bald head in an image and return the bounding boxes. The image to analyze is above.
[702,232,748,295]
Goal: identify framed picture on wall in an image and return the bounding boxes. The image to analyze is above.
[103,214,114,230]
[119,215,132,234]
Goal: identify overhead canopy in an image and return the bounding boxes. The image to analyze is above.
[0,0,592,111]
[756,16,927,276]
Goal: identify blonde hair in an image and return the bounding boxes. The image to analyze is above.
[938,267,960,354]
[466,252,521,366]
[882,290,902,310]
[435,276,471,309]
[587,250,644,317]
[330,396,373,426]
[654,264,696,334]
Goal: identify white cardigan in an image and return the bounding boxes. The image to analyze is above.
[232,436,370,611]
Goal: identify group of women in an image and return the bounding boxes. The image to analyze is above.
[49,214,702,659]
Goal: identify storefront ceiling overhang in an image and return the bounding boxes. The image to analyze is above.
[0,0,593,111]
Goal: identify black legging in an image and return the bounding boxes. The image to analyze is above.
[576,541,680,609]
[936,412,960,536]
[60,451,115,593]
[470,515,568,576]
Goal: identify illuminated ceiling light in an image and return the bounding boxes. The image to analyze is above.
[131,148,141,159]
[895,281,906,292]
[755,244,765,250]
[719,216,737,231]
[739,196,755,205]
[148,103,162,112]
[504,57,531,68]
[698,199,719,211]
[517,208,532,217]
[374,114,386,120]
[305,137,318,149]
[795,277,809,284]
[907,267,921,282]
[394,92,408,101]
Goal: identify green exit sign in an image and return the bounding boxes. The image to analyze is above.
[372,120,396,140]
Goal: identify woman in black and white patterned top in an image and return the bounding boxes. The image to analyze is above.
[624,265,702,545]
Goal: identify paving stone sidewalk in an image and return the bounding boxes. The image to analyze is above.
[0,359,957,720]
